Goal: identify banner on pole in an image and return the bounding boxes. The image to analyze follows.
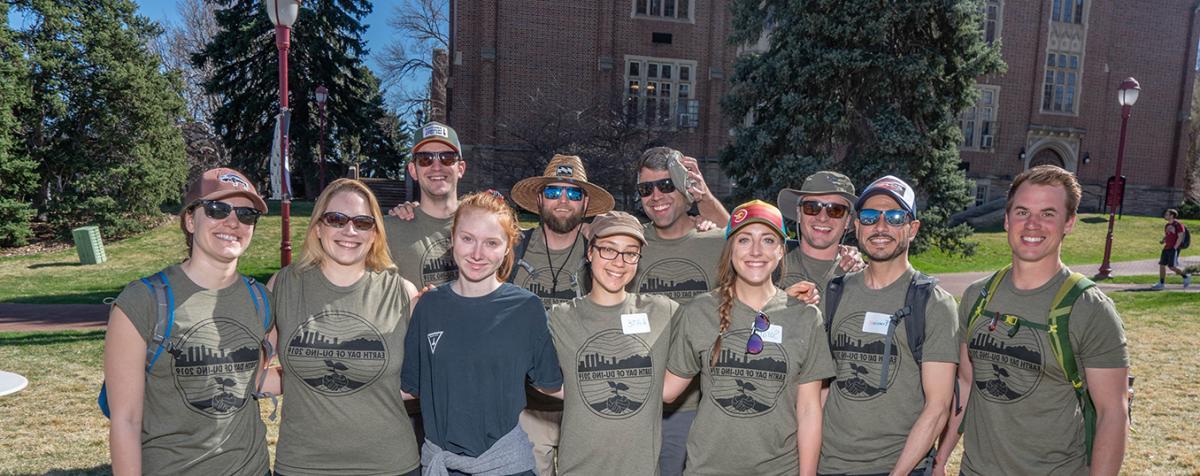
[268,109,293,199]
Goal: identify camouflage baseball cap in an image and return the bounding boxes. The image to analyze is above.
[413,121,461,153]
[777,171,857,221]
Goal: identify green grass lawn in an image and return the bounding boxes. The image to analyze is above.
[0,211,1194,304]
[2,291,1194,474]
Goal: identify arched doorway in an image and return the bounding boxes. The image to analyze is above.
[1029,148,1064,168]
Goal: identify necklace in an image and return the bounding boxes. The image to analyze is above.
[541,226,582,293]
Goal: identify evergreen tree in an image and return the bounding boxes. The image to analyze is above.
[0,3,37,246]
[722,0,1005,254]
[195,0,406,197]
[13,0,187,239]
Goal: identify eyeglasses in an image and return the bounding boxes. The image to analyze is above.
[800,200,850,219]
[746,312,770,354]
[857,209,912,226]
[321,212,377,231]
[543,185,585,202]
[194,200,261,226]
[636,178,677,197]
[591,244,641,264]
[412,151,461,167]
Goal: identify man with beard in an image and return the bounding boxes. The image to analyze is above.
[508,154,615,476]
[818,175,959,476]
[777,171,865,310]
[384,122,465,288]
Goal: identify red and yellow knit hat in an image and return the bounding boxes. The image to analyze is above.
[725,200,787,240]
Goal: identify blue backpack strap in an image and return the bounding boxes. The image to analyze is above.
[243,276,280,420]
[142,271,175,374]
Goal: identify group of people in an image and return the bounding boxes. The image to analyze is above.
[103,121,1130,476]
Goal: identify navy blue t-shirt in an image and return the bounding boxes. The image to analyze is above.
[401,282,563,458]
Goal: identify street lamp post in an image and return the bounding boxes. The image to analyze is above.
[316,85,328,192]
[264,0,301,267]
[1096,77,1141,280]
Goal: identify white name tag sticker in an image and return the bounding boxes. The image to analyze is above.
[863,312,892,335]
[760,324,783,344]
[621,313,651,334]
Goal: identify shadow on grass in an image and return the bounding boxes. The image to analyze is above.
[1080,216,1108,224]
[0,330,106,346]
[43,464,113,475]
[1,290,121,305]
[27,262,82,269]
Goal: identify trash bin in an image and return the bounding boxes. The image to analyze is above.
[72,226,107,265]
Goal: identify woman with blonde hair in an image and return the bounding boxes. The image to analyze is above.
[269,178,422,475]
[663,200,835,475]
[104,168,271,475]
[402,191,562,476]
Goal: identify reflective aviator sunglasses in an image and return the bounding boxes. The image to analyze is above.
[857,209,912,226]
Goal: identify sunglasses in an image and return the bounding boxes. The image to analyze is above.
[636,178,677,197]
[194,200,261,226]
[543,185,585,202]
[858,209,912,226]
[321,211,377,231]
[801,200,850,219]
[591,244,641,264]
[412,151,461,167]
[746,312,770,354]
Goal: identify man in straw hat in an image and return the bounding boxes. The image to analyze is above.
[508,153,614,476]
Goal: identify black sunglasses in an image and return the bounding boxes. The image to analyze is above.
[321,212,377,231]
[413,151,461,167]
[801,200,850,219]
[194,200,261,226]
[636,178,677,197]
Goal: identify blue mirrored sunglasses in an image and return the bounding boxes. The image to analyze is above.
[857,209,912,226]
[543,185,585,202]
[746,312,770,354]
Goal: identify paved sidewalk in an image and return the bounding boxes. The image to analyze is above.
[1,258,1195,333]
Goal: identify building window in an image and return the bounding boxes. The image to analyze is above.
[975,181,990,206]
[625,56,698,129]
[960,86,999,150]
[634,0,690,20]
[1042,52,1080,113]
[982,0,1002,44]
[1051,0,1083,24]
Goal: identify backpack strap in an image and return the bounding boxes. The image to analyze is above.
[823,275,847,343]
[140,271,175,374]
[243,276,280,420]
[1048,272,1096,463]
[957,265,1010,431]
[877,272,938,393]
[507,228,537,284]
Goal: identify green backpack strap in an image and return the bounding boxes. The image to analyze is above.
[957,265,1010,434]
[1047,272,1096,463]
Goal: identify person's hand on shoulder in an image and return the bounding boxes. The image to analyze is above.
[690,216,717,232]
[838,244,866,272]
[786,280,820,305]
[388,201,420,220]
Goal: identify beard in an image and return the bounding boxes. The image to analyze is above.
[542,207,584,234]
[859,232,909,263]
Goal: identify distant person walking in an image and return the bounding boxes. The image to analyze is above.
[1153,208,1190,290]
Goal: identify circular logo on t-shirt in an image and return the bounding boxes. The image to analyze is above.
[575,330,653,419]
[967,318,1044,403]
[285,310,388,396]
[420,236,458,287]
[170,317,261,418]
[708,329,789,417]
[830,312,901,401]
[518,266,578,308]
[636,258,710,300]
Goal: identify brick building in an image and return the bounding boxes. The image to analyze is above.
[446,0,1198,214]
[961,0,1198,213]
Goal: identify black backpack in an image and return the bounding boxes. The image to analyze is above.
[1180,224,1191,250]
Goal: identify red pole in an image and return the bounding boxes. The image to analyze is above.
[1097,104,1132,279]
[276,24,292,267]
[319,100,326,191]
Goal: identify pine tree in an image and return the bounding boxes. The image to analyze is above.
[13,0,188,239]
[721,0,1005,254]
[0,3,38,246]
[194,0,406,197]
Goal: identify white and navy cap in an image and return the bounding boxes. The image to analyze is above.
[855,175,917,219]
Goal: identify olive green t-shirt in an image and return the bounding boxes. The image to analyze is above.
[958,267,1129,476]
[636,226,724,411]
[112,264,270,476]
[779,243,846,316]
[818,267,959,474]
[271,265,420,475]
[666,290,836,475]
[549,294,680,475]
[510,226,589,310]
[384,208,457,288]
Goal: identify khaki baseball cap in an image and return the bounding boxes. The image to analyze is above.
[413,121,462,153]
[777,171,857,221]
[588,211,646,245]
[183,168,267,212]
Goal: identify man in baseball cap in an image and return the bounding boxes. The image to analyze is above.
[777,171,862,309]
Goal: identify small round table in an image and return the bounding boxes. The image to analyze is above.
[0,370,29,396]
